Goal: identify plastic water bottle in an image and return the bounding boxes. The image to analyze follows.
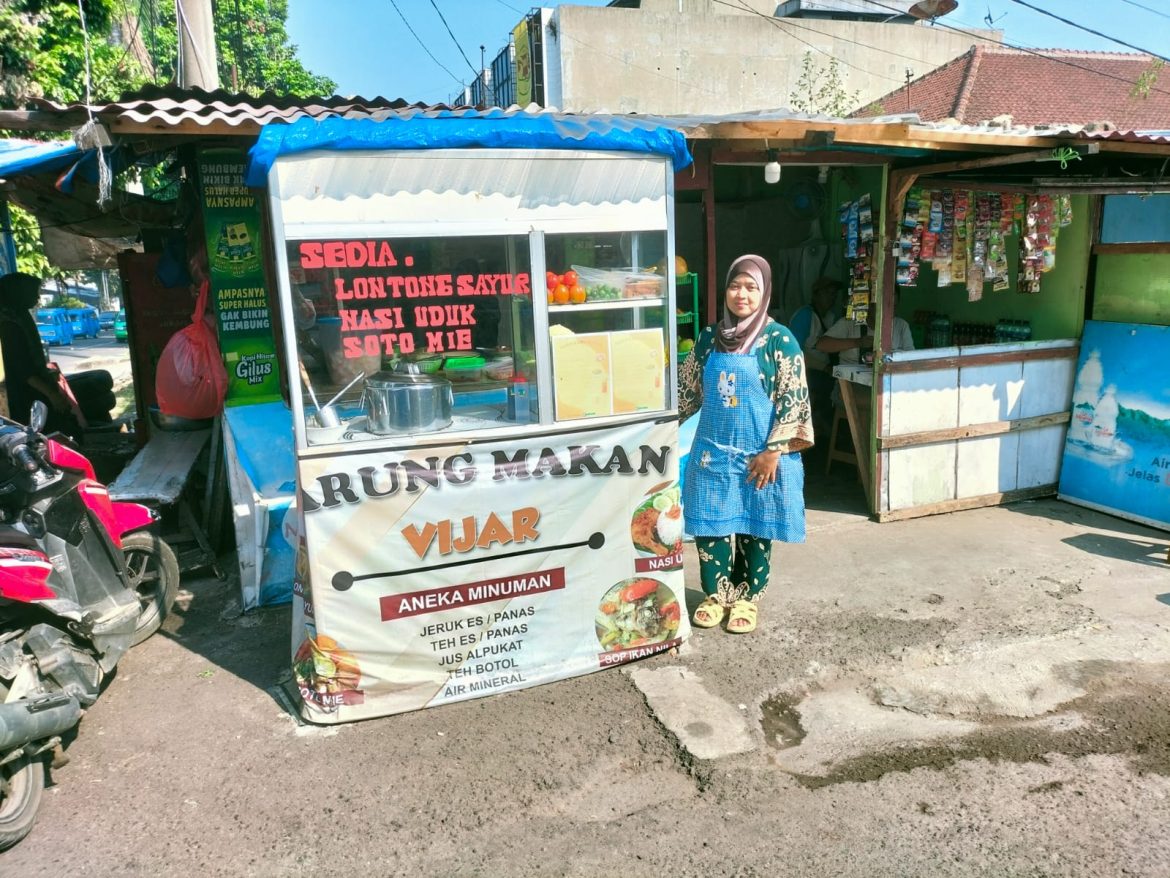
[507,373,531,423]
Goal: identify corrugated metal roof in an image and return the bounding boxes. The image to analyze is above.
[5,85,1170,153]
[28,85,431,133]
[19,86,884,138]
[861,114,1170,145]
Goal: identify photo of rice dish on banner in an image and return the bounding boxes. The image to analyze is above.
[595,578,680,652]
[630,481,683,559]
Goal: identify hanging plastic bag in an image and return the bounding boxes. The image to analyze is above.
[155,281,227,419]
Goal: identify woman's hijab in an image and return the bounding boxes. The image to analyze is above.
[714,254,772,354]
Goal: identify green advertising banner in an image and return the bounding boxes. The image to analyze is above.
[197,148,281,405]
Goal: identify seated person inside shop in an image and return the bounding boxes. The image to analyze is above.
[816,296,915,364]
[0,272,115,436]
[788,277,842,439]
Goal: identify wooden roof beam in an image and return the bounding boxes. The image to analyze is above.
[899,143,1100,178]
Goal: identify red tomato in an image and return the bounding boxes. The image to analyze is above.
[561,269,579,287]
[546,270,559,288]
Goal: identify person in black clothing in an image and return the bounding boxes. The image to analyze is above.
[0,272,114,435]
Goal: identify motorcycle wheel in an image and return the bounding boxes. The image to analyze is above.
[0,753,45,851]
[123,531,180,647]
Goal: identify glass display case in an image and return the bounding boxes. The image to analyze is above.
[286,229,676,447]
[542,230,671,421]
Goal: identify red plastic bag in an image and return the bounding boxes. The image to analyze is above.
[155,281,227,420]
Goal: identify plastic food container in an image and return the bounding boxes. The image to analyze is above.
[483,356,514,381]
[404,354,444,374]
[443,355,486,384]
[572,265,664,301]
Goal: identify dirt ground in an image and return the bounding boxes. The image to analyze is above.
[3,494,1170,877]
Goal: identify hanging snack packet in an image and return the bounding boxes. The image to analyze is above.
[966,264,984,302]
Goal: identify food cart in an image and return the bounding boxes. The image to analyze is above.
[248,115,694,722]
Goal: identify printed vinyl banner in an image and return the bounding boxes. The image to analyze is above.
[197,148,282,405]
[1058,320,1170,531]
[290,417,688,723]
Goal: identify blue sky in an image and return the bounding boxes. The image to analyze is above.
[286,1,1170,104]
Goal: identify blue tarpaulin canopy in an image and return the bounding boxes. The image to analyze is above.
[0,138,83,179]
[245,111,692,187]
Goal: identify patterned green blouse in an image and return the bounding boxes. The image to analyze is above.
[678,320,814,453]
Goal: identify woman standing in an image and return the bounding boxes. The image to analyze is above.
[679,255,813,634]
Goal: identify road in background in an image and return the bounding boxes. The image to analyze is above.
[46,332,132,387]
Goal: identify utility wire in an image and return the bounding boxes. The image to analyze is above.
[1006,0,1170,63]
[428,0,479,78]
[854,0,1170,98]
[388,0,464,87]
[1117,0,1170,20]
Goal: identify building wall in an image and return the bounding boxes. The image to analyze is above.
[1092,253,1170,326]
[549,3,999,114]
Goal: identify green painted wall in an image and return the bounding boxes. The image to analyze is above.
[1092,253,1170,326]
[896,194,1091,343]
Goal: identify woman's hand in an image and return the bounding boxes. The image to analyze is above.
[746,449,780,489]
[47,386,74,415]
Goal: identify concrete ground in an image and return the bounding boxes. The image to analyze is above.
[3,482,1170,877]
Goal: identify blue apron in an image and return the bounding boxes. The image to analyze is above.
[682,349,805,542]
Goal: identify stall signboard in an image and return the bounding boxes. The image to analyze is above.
[1059,320,1170,531]
[289,416,688,722]
[197,148,281,405]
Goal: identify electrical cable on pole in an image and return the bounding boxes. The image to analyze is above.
[428,0,479,78]
[175,0,219,89]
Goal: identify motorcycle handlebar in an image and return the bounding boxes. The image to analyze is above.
[13,444,38,473]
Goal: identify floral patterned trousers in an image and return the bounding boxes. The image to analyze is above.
[695,534,772,605]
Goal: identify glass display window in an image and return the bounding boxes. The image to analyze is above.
[286,234,537,445]
[542,230,672,421]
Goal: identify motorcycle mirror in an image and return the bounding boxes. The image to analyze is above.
[29,400,48,433]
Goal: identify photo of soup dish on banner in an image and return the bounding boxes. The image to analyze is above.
[595,577,681,653]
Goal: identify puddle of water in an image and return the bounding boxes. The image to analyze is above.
[760,694,806,750]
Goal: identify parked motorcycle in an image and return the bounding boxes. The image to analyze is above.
[0,402,178,849]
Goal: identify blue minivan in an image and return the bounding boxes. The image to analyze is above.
[66,307,100,339]
[36,308,74,346]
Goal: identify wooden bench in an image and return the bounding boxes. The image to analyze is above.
[108,428,222,578]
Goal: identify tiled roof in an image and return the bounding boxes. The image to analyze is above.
[861,47,1170,130]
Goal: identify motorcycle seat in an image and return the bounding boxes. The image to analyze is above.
[0,524,40,551]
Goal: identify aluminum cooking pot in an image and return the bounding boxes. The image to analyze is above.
[362,367,453,435]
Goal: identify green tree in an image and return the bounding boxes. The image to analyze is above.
[2,0,332,274]
[789,52,860,117]
[1131,58,1164,100]
[1,0,145,106]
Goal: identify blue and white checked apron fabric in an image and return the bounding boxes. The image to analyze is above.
[682,350,806,542]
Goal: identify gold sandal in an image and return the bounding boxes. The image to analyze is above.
[691,597,725,629]
[727,600,758,634]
